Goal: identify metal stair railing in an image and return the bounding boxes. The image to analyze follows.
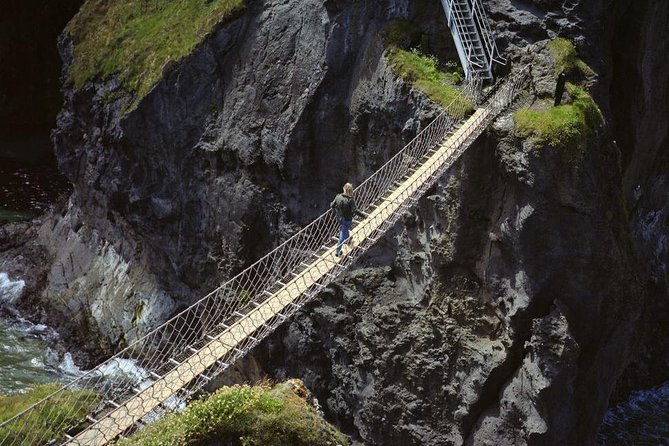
[440,0,487,80]
[440,0,505,81]
[0,66,530,446]
[470,0,506,66]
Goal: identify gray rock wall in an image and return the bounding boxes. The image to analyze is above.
[605,0,669,401]
[260,103,641,445]
[23,0,443,361]
[256,1,664,445]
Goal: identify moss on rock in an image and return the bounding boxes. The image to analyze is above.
[0,209,36,225]
[548,37,594,77]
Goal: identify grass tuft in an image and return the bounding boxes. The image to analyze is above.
[548,37,595,77]
[66,0,246,111]
[514,83,603,164]
[118,382,349,446]
[384,20,472,117]
[0,384,100,445]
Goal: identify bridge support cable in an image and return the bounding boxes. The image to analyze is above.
[0,66,529,446]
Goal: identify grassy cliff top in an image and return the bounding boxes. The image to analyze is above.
[512,37,602,165]
[118,381,349,446]
[514,83,603,164]
[66,0,245,108]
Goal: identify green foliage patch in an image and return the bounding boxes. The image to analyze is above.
[66,0,245,110]
[514,83,603,164]
[384,21,472,116]
[0,384,100,445]
[118,382,349,446]
[548,37,594,77]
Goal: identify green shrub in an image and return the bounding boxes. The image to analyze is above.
[548,37,594,77]
[383,21,472,116]
[513,83,603,164]
[0,384,100,445]
[66,0,246,111]
[119,382,349,446]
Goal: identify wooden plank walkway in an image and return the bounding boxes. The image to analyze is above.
[68,107,490,445]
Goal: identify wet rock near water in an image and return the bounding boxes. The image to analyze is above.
[0,221,50,316]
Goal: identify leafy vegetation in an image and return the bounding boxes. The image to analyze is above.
[118,382,349,446]
[548,37,594,77]
[384,20,472,116]
[514,83,603,164]
[66,0,246,110]
[0,384,99,445]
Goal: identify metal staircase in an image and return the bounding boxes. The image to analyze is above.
[440,0,506,81]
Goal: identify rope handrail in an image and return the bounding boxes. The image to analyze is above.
[0,65,530,446]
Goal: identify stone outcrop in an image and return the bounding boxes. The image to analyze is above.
[259,74,641,445]
[257,1,664,445]
[5,0,445,363]
[605,0,669,400]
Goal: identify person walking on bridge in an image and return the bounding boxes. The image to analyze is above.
[331,183,365,257]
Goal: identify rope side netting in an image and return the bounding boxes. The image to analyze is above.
[0,66,530,446]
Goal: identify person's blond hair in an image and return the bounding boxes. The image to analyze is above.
[343,183,354,196]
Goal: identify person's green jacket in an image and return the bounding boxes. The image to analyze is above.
[331,193,365,220]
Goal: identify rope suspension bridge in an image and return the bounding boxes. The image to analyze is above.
[0,63,530,445]
[0,2,533,444]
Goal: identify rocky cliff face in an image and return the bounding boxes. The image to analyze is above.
[605,0,669,400]
[0,0,666,444]
[258,68,641,446]
[258,1,666,445]
[5,0,445,361]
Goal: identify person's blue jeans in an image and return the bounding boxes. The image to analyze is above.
[336,218,352,255]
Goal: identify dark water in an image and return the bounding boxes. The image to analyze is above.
[598,381,669,445]
[0,151,71,224]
